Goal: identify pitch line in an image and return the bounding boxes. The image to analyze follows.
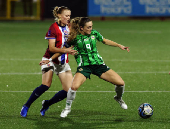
[0,73,42,75]
[0,91,169,93]
[0,71,168,75]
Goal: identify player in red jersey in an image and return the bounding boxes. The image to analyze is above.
[20,6,77,117]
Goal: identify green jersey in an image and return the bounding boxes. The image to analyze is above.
[70,30,105,66]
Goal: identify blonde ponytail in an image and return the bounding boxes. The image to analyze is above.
[53,6,59,21]
[53,6,70,22]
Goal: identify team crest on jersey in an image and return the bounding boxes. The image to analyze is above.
[64,30,68,35]
[79,68,83,71]
[91,36,95,39]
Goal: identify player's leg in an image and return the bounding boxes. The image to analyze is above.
[40,64,73,116]
[50,70,73,102]
[49,70,73,104]
[100,69,127,109]
[20,70,53,117]
[60,72,86,118]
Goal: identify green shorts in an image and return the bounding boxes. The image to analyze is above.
[76,64,110,79]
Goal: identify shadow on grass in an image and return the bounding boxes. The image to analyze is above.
[33,109,122,128]
[0,109,169,129]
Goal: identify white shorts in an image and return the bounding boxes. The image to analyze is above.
[41,57,71,75]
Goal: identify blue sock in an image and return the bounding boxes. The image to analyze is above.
[24,84,49,107]
[48,90,67,106]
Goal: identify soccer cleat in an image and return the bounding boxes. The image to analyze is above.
[114,96,128,110]
[40,100,49,116]
[20,105,29,117]
[60,108,71,118]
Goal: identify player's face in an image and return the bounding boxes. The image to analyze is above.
[59,10,71,26]
[81,21,93,35]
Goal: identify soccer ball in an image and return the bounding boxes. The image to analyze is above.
[138,103,153,119]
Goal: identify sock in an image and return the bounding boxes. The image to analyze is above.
[24,84,49,107]
[115,85,125,99]
[48,90,67,106]
[65,88,76,109]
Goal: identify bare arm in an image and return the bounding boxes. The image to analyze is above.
[39,53,61,66]
[49,39,76,54]
[39,46,76,66]
[102,38,130,52]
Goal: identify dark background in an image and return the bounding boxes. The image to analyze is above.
[42,0,88,19]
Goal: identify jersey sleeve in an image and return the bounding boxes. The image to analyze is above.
[94,30,103,42]
[45,24,56,39]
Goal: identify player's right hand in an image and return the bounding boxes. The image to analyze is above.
[39,60,50,66]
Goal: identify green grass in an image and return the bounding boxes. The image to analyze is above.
[0,20,170,129]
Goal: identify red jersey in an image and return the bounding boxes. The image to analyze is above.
[43,22,69,65]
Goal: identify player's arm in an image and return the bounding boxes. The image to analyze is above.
[102,38,130,52]
[39,48,64,66]
[39,52,61,66]
[49,39,76,54]
[39,43,76,66]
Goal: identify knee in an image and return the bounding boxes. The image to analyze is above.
[70,80,81,91]
[116,80,125,86]
[71,83,79,91]
[71,86,78,91]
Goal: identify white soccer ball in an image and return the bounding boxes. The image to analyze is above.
[138,103,153,119]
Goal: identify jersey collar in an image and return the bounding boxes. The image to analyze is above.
[56,22,66,28]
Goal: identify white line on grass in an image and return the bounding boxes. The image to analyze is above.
[0,71,168,75]
[0,91,169,93]
[0,73,42,75]
[117,72,168,74]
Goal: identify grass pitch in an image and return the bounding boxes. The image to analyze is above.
[0,20,170,129]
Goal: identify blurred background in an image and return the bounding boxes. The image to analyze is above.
[0,0,170,21]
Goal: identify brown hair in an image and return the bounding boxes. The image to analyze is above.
[79,17,91,29]
[67,17,92,43]
[53,6,70,21]
[67,17,81,43]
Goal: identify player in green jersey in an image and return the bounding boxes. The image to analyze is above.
[40,17,130,118]
[60,17,130,118]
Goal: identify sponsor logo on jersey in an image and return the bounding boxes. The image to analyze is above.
[91,35,95,39]
[78,40,81,43]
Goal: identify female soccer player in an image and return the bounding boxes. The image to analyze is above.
[20,6,77,117]
[60,17,130,118]
[40,17,130,118]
